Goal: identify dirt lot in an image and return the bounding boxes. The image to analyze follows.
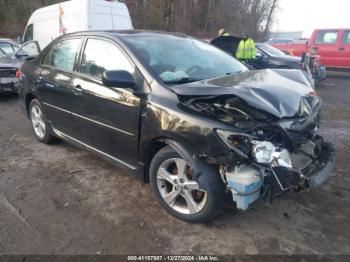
[0,74,350,255]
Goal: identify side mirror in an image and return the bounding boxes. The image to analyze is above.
[255,52,264,60]
[102,70,136,89]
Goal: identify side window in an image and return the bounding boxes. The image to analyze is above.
[49,38,81,71]
[17,41,41,57]
[80,38,134,79]
[342,31,350,45]
[42,49,52,65]
[23,24,34,42]
[315,30,339,44]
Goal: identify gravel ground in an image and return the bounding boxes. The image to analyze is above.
[0,74,349,255]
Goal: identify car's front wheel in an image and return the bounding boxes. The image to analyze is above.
[29,99,56,144]
[150,146,224,222]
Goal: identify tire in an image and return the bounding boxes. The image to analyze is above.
[29,99,56,144]
[150,146,224,222]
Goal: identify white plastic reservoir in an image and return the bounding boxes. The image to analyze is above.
[226,165,262,210]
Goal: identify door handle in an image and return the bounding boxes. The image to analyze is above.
[73,84,83,95]
[338,47,345,51]
[46,83,56,88]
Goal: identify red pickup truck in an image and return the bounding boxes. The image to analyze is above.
[270,29,350,70]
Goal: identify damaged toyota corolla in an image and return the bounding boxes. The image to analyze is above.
[19,31,335,222]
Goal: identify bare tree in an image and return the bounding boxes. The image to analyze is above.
[1,0,280,40]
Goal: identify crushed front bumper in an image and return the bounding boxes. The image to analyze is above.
[220,136,335,210]
[271,138,336,192]
[300,140,335,188]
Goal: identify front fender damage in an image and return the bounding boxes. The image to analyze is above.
[168,76,334,211]
[166,140,225,194]
[166,129,335,211]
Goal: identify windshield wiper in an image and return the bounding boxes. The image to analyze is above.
[226,70,244,76]
[164,77,202,85]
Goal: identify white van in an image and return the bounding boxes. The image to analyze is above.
[22,0,133,49]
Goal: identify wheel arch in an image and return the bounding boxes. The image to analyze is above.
[142,135,200,183]
[25,92,37,118]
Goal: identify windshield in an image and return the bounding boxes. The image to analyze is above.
[258,44,286,57]
[124,34,248,84]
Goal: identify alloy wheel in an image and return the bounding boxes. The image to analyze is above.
[156,158,208,215]
[31,104,46,139]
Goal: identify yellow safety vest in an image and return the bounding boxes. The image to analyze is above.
[236,38,256,60]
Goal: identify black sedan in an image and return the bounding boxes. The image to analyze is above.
[19,31,334,222]
[252,43,302,69]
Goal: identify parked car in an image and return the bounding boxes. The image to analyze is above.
[0,38,19,56]
[253,43,303,69]
[19,31,335,222]
[0,49,19,94]
[268,39,294,44]
[255,43,326,86]
[271,29,350,70]
[0,41,41,94]
[22,0,133,49]
[210,36,320,85]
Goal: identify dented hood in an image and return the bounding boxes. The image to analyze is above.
[171,69,320,118]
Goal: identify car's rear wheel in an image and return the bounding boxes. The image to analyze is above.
[29,99,56,144]
[150,146,224,222]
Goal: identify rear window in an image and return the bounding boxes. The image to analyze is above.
[342,31,350,44]
[0,42,17,55]
[315,31,339,44]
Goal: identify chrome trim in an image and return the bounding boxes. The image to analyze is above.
[43,102,70,114]
[43,102,135,137]
[52,128,137,170]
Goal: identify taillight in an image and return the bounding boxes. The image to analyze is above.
[16,69,22,79]
[309,91,319,97]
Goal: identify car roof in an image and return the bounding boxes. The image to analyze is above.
[0,38,19,45]
[58,30,189,40]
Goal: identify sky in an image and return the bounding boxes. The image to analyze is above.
[273,0,349,37]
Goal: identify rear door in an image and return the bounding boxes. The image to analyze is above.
[310,30,341,67]
[339,30,350,68]
[71,37,141,168]
[36,37,83,135]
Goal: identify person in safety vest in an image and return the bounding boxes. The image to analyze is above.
[236,34,257,60]
[218,28,230,37]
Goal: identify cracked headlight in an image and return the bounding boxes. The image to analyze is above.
[252,141,276,164]
[216,130,292,168]
[252,141,292,168]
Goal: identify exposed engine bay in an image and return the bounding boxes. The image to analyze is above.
[181,94,335,210]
